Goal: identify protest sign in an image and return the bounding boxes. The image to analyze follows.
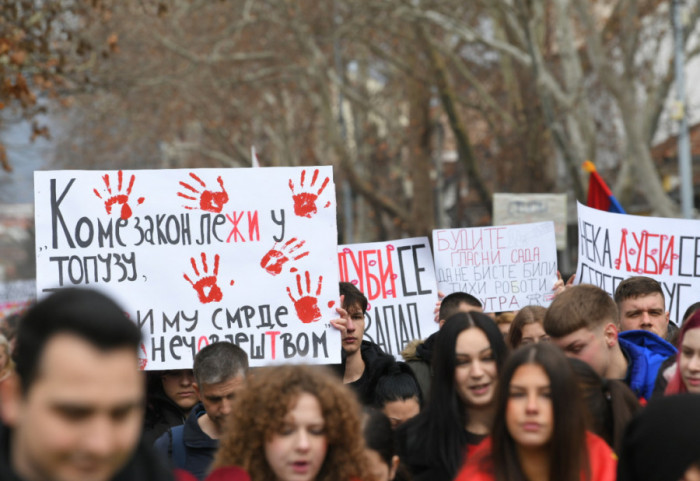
[493,193,567,250]
[433,222,558,312]
[575,202,700,324]
[35,167,340,369]
[338,237,439,359]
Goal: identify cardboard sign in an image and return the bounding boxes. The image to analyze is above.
[493,193,567,250]
[433,222,558,311]
[575,202,700,324]
[35,167,341,369]
[338,237,439,359]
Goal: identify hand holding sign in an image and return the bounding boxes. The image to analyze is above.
[287,271,323,323]
[93,170,144,220]
[183,253,223,304]
[288,169,330,218]
[260,237,309,276]
[178,173,229,213]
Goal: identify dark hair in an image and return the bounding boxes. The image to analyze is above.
[544,284,618,337]
[507,305,546,348]
[374,362,422,409]
[363,409,395,466]
[491,343,588,481]
[618,395,700,481]
[682,302,700,325]
[193,341,249,386]
[568,358,641,453]
[399,312,507,479]
[339,282,368,313]
[439,292,483,320]
[614,276,664,305]
[14,288,141,394]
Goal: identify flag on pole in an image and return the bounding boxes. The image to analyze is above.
[582,160,625,214]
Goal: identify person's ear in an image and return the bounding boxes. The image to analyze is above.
[389,455,400,481]
[665,311,670,325]
[0,374,22,427]
[603,323,618,347]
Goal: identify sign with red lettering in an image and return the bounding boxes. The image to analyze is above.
[34,167,341,369]
[575,202,700,324]
[433,222,558,312]
[338,237,439,359]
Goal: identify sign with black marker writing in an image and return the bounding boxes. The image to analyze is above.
[34,167,341,369]
[576,202,700,324]
[338,237,439,359]
[433,222,558,311]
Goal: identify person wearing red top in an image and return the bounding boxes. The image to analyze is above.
[455,343,617,481]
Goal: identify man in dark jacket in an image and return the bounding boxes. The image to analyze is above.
[331,282,394,405]
[154,342,248,480]
[0,288,174,481]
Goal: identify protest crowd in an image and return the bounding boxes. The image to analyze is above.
[1,167,700,481]
[1,271,700,481]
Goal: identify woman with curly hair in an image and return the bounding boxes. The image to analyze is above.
[207,364,370,481]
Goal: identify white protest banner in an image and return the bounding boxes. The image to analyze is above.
[338,237,439,359]
[493,193,567,250]
[35,167,340,369]
[575,202,700,323]
[433,222,558,312]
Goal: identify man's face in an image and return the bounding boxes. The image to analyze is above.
[195,374,245,430]
[2,334,144,481]
[550,325,613,378]
[618,293,669,339]
[341,302,365,355]
[161,369,198,411]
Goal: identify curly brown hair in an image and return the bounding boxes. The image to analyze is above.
[212,364,370,481]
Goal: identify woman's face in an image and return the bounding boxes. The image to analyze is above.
[680,328,700,393]
[364,449,397,481]
[265,392,328,481]
[520,322,549,345]
[454,327,498,408]
[506,364,553,450]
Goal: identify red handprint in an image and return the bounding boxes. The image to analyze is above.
[93,170,145,220]
[260,237,310,276]
[178,173,229,213]
[138,343,148,370]
[287,271,323,324]
[183,253,223,304]
[288,169,330,218]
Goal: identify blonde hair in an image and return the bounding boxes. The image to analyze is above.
[213,364,370,481]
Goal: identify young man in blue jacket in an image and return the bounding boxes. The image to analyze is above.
[544,284,676,401]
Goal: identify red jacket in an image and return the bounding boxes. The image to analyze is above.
[454,431,617,481]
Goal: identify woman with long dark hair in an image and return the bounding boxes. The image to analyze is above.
[455,343,616,481]
[396,312,508,481]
